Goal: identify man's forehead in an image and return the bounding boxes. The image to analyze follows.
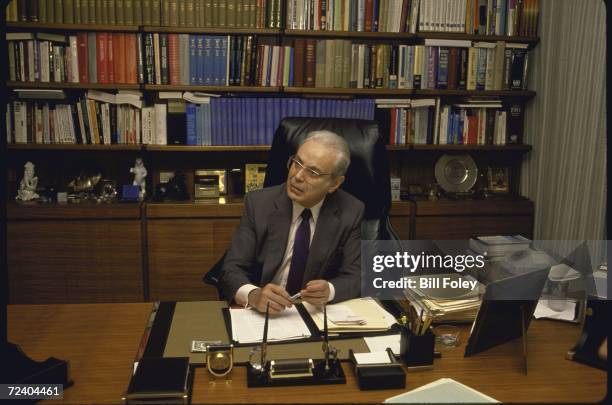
[296,141,335,169]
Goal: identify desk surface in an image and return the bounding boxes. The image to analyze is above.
[7,302,607,404]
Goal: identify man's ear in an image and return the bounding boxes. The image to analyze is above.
[327,175,345,193]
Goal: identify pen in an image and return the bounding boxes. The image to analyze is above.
[261,303,269,370]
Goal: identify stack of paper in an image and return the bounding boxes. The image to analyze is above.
[229,306,311,344]
[384,378,499,403]
[304,298,397,333]
[469,235,531,257]
[403,274,484,323]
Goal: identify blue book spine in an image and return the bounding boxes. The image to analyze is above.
[206,102,213,145]
[189,35,197,85]
[291,97,298,117]
[213,36,222,87]
[273,98,281,136]
[257,98,266,145]
[210,98,219,145]
[372,0,379,32]
[195,104,203,145]
[437,48,449,89]
[221,36,228,86]
[227,98,235,145]
[203,36,213,86]
[458,112,465,145]
[314,99,321,117]
[246,98,255,145]
[217,98,226,145]
[299,98,307,117]
[186,103,197,145]
[197,35,205,85]
[265,98,274,144]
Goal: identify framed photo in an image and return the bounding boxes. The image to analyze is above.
[488,167,510,193]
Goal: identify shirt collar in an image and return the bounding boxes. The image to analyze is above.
[292,198,324,225]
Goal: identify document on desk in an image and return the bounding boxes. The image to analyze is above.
[384,378,499,403]
[304,298,397,333]
[229,306,311,344]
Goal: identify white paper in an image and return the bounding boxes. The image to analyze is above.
[534,300,576,321]
[326,305,365,324]
[353,351,392,365]
[229,306,311,344]
[364,334,401,356]
[384,378,499,403]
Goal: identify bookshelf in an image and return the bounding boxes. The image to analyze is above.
[4,0,538,304]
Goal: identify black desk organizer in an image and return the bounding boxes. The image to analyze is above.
[246,359,346,388]
[399,327,435,369]
[348,348,406,390]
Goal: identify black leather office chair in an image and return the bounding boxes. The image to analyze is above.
[203,117,399,297]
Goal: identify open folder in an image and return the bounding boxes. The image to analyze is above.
[304,298,397,333]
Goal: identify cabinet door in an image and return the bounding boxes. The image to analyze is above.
[414,216,533,240]
[147,218,240,301]
[8,220,144,304]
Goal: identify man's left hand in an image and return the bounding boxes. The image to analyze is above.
[300,280,330,305]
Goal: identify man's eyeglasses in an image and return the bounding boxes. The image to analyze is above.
[287,156,333,179]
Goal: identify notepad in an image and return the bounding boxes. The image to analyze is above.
[384,378,499,403]
[229,306,311,344]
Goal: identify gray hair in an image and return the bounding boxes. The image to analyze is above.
[300,130,351,177]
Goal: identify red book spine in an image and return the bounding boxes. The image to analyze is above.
[468,115,478,145]
[168,34,180,85]
[293,39,305,87]
[96,33,108,84]
[399,0,409,32]
[107,33,115,83]
[113,34,125,84]
[126,34,138,84]
[365,0,373,32]
[304,40,316,88]
[447,47,458,90]
[77,32,89,83]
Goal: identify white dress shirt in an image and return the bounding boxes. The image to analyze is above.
[234,198,336,307]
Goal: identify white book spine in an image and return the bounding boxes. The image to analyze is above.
[70,36,79,83]
[357,0,365,31]
[154,103,167,145]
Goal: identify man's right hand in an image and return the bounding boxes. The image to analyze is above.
[248,284,293,314]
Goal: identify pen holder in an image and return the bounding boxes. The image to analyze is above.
[399,327,435,369]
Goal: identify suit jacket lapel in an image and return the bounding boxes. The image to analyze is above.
[304,193,339,283]
[262,185,292,284]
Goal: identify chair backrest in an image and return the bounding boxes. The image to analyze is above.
[264,117,397,240]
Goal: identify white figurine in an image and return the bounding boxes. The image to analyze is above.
[130,157,148,199]
[16,161,39,202]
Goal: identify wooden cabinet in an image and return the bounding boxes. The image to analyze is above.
[413,197,533,240]
[6,203,144,304]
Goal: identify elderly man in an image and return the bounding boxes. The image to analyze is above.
[219,130,364,314]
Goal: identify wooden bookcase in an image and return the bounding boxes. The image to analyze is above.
[3,4,538,304]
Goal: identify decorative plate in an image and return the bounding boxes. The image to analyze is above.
[434,154,478,193]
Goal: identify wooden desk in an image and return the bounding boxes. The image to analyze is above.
[8,303,607,404]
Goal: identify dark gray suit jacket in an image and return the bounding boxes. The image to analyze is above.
[219,183,364,304]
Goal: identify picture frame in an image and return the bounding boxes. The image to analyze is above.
[487,167,510,193]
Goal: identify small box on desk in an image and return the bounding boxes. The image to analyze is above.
[400,327,435,369]
[123,357,192,404]
[349,348,406,390]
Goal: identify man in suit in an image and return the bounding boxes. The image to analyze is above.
[219,131,364,314]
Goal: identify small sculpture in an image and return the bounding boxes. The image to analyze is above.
[130,158,148,200]
[16,161,39,202]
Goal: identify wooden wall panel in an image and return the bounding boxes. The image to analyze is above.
[7,220,143,304]
[147,219,240,301]
[414,216,534,240]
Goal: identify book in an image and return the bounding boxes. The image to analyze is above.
[123,357,192,404]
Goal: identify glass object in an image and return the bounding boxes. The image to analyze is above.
[434,325,460,349]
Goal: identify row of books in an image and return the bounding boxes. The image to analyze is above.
[6,0,282,28]
[286,0,419,33]
[419,0,539,37]
[7,0,539,37]
[7,32,139,84]
[6,99,143,145]
[375,97,524,145]
[6,95,376,146]
[295,39,529,90]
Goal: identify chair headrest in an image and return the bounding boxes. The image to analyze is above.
[264,117,391,219]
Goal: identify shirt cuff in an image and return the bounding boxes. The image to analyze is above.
[235,284,259,308]
[327,282,335,303]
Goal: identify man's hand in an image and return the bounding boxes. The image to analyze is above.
[300,280,330,305]
[248,284,293,314]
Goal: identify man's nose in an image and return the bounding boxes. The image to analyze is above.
[294,166,306,181]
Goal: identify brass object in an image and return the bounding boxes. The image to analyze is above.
[206,344,233,378]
